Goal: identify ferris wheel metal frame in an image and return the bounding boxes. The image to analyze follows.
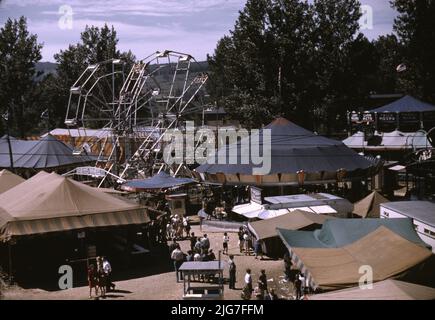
[64,50,209,186]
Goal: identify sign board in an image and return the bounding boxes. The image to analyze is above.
[378,112,397,123]
[399,112,420,123]
[250,187,262,204]
[75,166,107,177]
[350,111,374,124]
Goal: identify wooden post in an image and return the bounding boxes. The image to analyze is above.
[8,241,13,284]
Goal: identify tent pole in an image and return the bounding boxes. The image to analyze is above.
[8,241,13,284]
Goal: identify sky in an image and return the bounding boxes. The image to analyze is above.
[0,0,398,62]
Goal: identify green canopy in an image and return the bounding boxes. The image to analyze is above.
[277,218,428,249]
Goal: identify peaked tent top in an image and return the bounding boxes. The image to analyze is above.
[353,191,389,218]
[11,134,96,169]
[286,226,432,290]
[122,172,195,191]
[310,279,435,300]
[248,210,334,241]
[370,95,435,113]
[0,172,148,240]
[277,218,427,249]
[196,117,373,175]
[0,169,25,194]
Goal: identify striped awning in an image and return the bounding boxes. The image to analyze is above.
[0,209,150,241]
[0,172,153,242]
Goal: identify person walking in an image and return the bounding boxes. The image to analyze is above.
[200,234,210,251]
[242,269,253,300]
[228,255,236,289]
[87,264,98,299]
[258,269,267,298]
[222,232,230,255]
[238,227,244,253]
[254,239,263,260]
[294,272,303,300]
[103,257,115,292]
[171,245,185,282]
[190,232,197,251]
[243,232,250,255]
[168,238,179,255]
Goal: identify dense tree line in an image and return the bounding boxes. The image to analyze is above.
[0,20,134,137]
[208,0,435,131]
[1,0,435,137]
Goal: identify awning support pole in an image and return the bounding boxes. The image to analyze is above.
[8,241,13,284]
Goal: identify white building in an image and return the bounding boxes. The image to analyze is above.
[380,201,435,253]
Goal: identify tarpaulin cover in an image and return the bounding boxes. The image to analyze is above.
[370,95,435,113]
[310,279,435,300]
[0,169,25,194]
[122,172,195,191]
[196,118,373,175]
[282,226,432,290]
[353,191,389,218]
[0,134,96,169]
[277,218,428,249]
[0,171,149,241]
[248,210,334,240]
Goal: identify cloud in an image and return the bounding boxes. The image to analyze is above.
[5,0,246,17]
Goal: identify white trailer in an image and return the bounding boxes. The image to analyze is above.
[380,201,435,253]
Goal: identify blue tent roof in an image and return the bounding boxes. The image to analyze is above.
[0,135,96,169]
[370,95,435,113]
[277,218,429,249]
[196,117,373,175]
[122,172,195,191]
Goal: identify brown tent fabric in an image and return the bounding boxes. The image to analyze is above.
[353,191,389,218]
[288,226,432,290]
[248,210,334,240]
[0,169,25,194]
[309,279,435,300]
[0,172,149,241]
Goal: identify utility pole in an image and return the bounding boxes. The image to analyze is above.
[2,108,14,172]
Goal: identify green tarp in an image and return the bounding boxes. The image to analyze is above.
[277,218,428,249]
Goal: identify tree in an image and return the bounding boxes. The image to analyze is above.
[208,0,316,128]
[310,0,363,133]
[0,17,42,137]
[208,0,367,132]
[37,24,136,131]
[391,0,435,102]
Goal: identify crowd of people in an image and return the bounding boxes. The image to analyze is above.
[169,233,218,282]
[237,226,263,259]
[87,256,116,299]
[166,214,191,240]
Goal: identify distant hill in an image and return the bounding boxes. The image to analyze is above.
[35,61,58,80]
[34,61,209,81]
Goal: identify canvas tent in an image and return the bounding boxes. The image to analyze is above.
[370,95,435,113]
[0,134,95,169]
[277,218,428,249]
[342,130,431,151]
[121,172,195,192]
[248,211,334,257]
[0,169,25,194]
[0,171,150,241]
[352,191,390,218]
[310,279,435,300]
[280,226,432,290]
[196,117,375,186]
[0,135,37,168]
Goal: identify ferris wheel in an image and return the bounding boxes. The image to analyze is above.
[64,50,209,185]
